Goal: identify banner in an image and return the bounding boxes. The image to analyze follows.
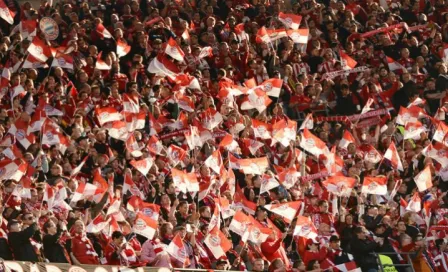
[315,109,388,124]
[360,23,406,38]
[322,66,369,80]
[301,171,330,182]
[3,261,169,272]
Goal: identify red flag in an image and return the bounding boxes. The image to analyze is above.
[86,214,110,233]
[167,234,190,266]
[414,166,432,192]
[52,52,74,70]
[293,216,318,239]
[340,51,357,70]
[0,0,15,24]
[204,226,232,259]
[165,38,185,61]
[132,212,158,239]
[322,176,356,196]
[96,51,110,70]
[130,157,154,176]
[300,128,329,157]
[278,12,302,29]
[123,171,145,199]
[95,107,123,126]
[96,23,112,39]
[117,39,131,58]
[361,176,388,195]
[384,141,403,171]
[28,36,52,62]
[264,201,302,223]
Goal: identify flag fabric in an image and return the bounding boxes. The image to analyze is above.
[204,226,232,259]
[299,113,314,130]
[0,159,27,181]
[127,196,160,220]
[95,107,123,126]
[361,176,388,195]
[130,157,154,176]
[335,261,362,272]
[293,216,318,239]
[414,166,432,192]
[96,23,112,39]
[106,121,129,141]
[396,106,425,125]
[387,56,406,72]
[271,119,297,147]
[71,182,99,203]
[384,141,404,171]
[229,155,269,175]
[123,93,140,114]
[406,192,421,212]
[165,38,185,61]
[166,234,189,266]
[322,176,356,196]
[28,36,52,62]
[70,156,89,177]
[260,174,280,194]
[300,128,329,157]
[8,119,36,149]
[339,130,356,150]
[263,201,302,222]
[171,168,199,193]
[197,46,213,59]
[147,53,181,79]
[422,143,448,168]
[117,39,131,58]
[96,52,110,70]
[360,145,383,164]
[132,212,158,240]
[260,78,283,97]
[204,150,223,174]
[123,171,145,199]
[252,119,272,139]
[256,26,271,44]
[0,0,14,24]
[51,52,74,70]
[278,168,301,189]
[360,98,374,115]
[86,214,110,233]
[23,54,48,69]
[184,126,203,150]
[287,29,309,44]
[433,122,448,144]
[340,51,357,70]
[404,121,426,140]
[241,89,272,112]
[278,12,302,29]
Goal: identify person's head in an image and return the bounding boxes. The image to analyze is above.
[43,220,57,235]
[21,212,34,226]
[178,201,189,215]
[73,219,85,234]
[112,231,124,246]
[253,258,265,272]
[7,220,21,233]
[270,258,285,272]
[199,206,211,219]
[318,200,329,213]
[397,220,407,232]
[400,233,412,247]
[216,259,227,270]
[329,235,340,249]
[354,226,367,240]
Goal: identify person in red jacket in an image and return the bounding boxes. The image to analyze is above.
[104,231,125,265]
[303,239,328,266]
[260,231,289,268]
[70,220,99,265]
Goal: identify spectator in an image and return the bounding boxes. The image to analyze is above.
[7,218,39,262]
[70,220,99,265]
[350,227,380,272]
[43,219,70,263]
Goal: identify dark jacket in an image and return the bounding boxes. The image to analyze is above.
[350,237,379,271]
[43,228,69,263]
[0,238,12,260]
[8,223,39,262]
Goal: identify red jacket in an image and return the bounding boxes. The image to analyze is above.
[303,247,328,266]
[260,237,289,267]
[104,243,121,266]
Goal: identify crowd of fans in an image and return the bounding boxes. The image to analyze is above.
[1,0,448,271]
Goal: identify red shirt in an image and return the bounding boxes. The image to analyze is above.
[71,234,99,265]
[104,243,121,265]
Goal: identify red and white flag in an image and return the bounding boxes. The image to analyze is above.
[406,192,421,212]
[8,119,36,149]
[71,182,99,203]
[414,166,432,192]
[272,119,297,147]
[287,29,309,44]
[96,52,110,70]
[205,150,223,174]
[147,53,181,79]
[171,168,199,193]
[197,46,213,59]
[123,171,145,199]
[228,209,252,236]
[300,128,329,157]
[278,168,301,189]
[340,51,357,70]
[422,143,448,168]
[95,107,123,126]
[218,134,239,153]
[256,26,271,44]
[165,38,185,61]
[174,92,195,112]
[323,176,356,196]
[167,234,189,266]
[0,0,14,24]
[130,157,154,176]
[404,121,426,140]
[260,174,280,194]
[242,138,264,155]
[361,176,388,195]
[384,141,403,171]
[204,226,232,259]
[387,56,406,72]
[359,144,383,164]
[241,89,272,112]
[260,78,283,97]
[146,135,164,155]
[339,130,356,150]
[70,156,88,177]
[400,197,408,216]
[106,121,129,141]
[86,214,110,233]
[117,39,131,58]
[23,54,48,69]
[132,212,158,240]
[0,159,26,181]
[52,52,74,70]
[96,23,112,39]
[433,122,448,145]
[200,108,223,130]
[396,106,425,125]
[28,36,52,62]
[123,110,146,131]
[41,119,69,153]
[123,93,140,114]
[299,113,314,130]
[335,261,362,272]
[264,201,302,222]
[278,12,302,29]
[184,126,203,150]
[252,119,272,139]
[230,155,269,175]
[127,196,160,220]
[293,216,318,239]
